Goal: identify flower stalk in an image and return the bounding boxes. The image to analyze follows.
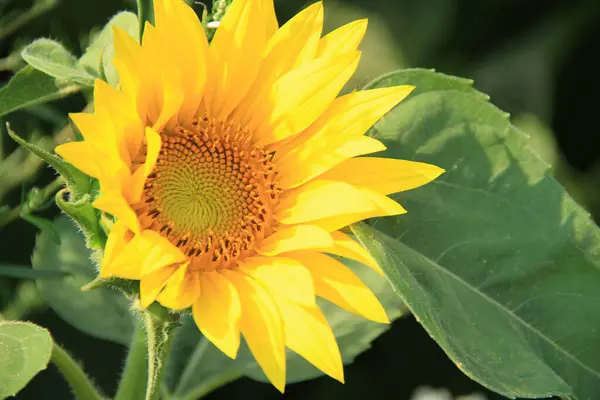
[114,323,148,400]
[115,301,179,400]
[50,342,105,400]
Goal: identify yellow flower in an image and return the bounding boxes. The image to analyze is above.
[56,0,443,391]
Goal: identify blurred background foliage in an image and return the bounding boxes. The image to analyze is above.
[1,0,599,398]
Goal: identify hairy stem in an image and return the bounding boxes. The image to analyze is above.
[114,324,148,400]
[51,342,105,400]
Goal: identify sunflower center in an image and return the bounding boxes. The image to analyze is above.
[137,115,280,271]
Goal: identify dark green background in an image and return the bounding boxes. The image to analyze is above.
[1,0,599,398]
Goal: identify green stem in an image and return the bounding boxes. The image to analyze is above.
[144,304,176,400]
[0,176,64,229]
[51,343,105,400]
[115,303,178,400]
[136,0,154,42]
[115,324,148,400]
[180,371,242,400]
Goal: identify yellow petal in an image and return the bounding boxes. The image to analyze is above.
[140,22,185,130]
[262,0,279,38]
[130,127,162,203]
[224,270,286,392]
[137,230,188,276]
[55,141,101,179]
[112,26,149,118]
[277,136,387,189]
[193,272,242,359]
[312,187,407,232]
[153,0,208,121]
[205,0,266,121]
[275,86,414,188]
[93,192,141,234]
[236,2,323,126]
[156,262,201,310]
[93,79,143,161]
[327,231,383,275]
[257,225,333,256]
[335,136,387,158]
[276,180,378,225]
[140,265,178,308]
[101,228,186,281]
[317,18,367,57]
[254,51,361,146]
[239,256,315,306]
[275,297,344,383]
[69,112,117,149]
[265,1,322,68]
[320,157,444,195]
[289,251,389,323]
[99,220,130,278]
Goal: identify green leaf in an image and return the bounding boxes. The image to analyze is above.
[21,39,95,86]
[0,321,53,398]
[364,68,487,98]
[79,11,139,87]
[32,215,135,345]
[166,259,406,398]
[353,68,600,399]
[0,66,81,118]
[6,124,91,198]
[0,264,66,279]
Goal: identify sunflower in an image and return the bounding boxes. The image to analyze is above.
[56,0,443,391]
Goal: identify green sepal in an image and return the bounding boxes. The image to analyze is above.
[81,276,140,299]
[55,189,106,250]
[6,124,91,198]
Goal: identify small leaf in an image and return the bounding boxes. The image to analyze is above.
[0,264,67,279]
[6,124,91,197]
[0,66,81,118]
[0,321,53,398]
[79,11,139,86]
[21,39,95,86]
[32,215,135,345]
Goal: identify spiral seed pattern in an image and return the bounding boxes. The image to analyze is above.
[135,115,281,271]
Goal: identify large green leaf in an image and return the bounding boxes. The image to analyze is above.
[21,39,95,86]
[351,68,600,399]
[165,259,405,399]
[32,216,135,345]
[0,321,53,398]
[0,66,81,118]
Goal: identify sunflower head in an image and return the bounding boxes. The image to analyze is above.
[56,0,443,391]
